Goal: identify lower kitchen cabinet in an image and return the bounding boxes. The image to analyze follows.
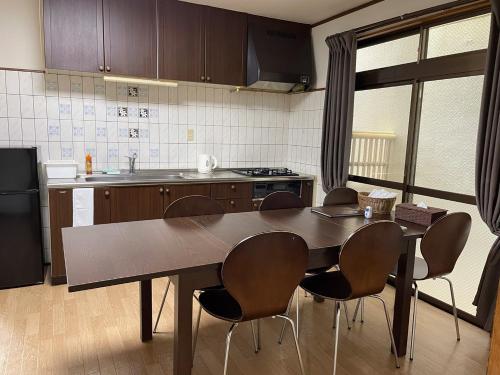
[110,185,164,222]
[94,187,111,224]
[301,180,314,207]
[224,198,253,213]
[48,179,313,284]
[48,189,73,284]
[164,183,211,210]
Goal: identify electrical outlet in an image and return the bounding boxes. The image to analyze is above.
[187,128,194,142]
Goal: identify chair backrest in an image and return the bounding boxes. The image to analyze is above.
[420,212,471,279]
[323,187,358,206]
[259,191,305,211]
[163,195,225,219]
[339,221,403,299]
[222,232,309,321]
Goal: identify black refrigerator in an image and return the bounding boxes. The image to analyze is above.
[0,148,44,288]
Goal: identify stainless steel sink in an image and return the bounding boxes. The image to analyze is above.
[85,173,185,182]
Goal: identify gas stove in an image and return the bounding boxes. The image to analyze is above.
[232,168,299,177]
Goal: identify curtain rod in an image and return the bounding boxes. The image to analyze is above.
[353,0,489,40]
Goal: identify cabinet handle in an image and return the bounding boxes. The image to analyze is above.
[201,75,205,81]
[104,190,110,197]
[59,190,67,194]
[231,185,236,190]
[159,187,164,194]
[230,200,235,205]
[106,66,111,72]
[165,188,170,194]
[98,65,104,72]
[206,76,211,82]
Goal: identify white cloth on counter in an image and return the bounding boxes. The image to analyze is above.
[416,201,428,209]
[368,189,397,199]
[73,188,94,227]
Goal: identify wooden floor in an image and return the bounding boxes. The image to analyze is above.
[0,274,490,375]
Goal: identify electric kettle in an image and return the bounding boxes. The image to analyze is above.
[197,154,217,174]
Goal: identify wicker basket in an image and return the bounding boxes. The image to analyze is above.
[358,192,397,214]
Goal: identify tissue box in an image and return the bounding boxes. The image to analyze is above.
[395,203,447,226]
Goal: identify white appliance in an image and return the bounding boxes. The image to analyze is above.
[197,154,217,174]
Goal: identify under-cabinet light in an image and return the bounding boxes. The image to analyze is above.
[103,75,178,87]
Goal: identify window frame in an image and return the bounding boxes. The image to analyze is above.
[350,10,490,206]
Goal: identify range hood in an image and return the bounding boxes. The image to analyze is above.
[247,16,312,93]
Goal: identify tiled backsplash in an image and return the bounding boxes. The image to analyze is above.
[0,69,308,261]
[0,70,290,173]
[288,90,325,205]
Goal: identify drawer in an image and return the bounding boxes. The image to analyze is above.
[211,182,253,199]
[224,198,253,213]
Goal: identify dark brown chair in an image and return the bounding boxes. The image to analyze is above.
[194,232,309,375]
[323,187,358,206]
[154,195,225,333]
[406,212,471,360]
[259,191,305,211]
[300,221,403,375]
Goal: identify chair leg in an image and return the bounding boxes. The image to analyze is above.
[410,281,419,361]
[153,278,171,333]
[296,288,300,338]
[223,323,238,375]
[278,291,294,344]
[439,276,461,341]
[250,321,260,353]
[352,298,365,323]
[276,315,305,375]
[332,301,341,375]
[342,301,352,330]
[192,301,202,359]
[360,298,364,323]
[369,295,400,368]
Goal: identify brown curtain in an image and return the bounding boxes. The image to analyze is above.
[321,31,357,192]
[474,0,500,331]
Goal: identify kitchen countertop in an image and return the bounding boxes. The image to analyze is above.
[46,168,315,188]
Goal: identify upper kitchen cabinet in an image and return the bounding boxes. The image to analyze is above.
[44,0,104,73]
[204,7,247,86]
[158,0,204,83]
[158,1,247,86]
[102,0,157,78]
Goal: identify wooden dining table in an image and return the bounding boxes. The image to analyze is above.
[62,207,427,375]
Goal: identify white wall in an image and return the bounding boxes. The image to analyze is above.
[0,0,44,70]
[311,0,451,87]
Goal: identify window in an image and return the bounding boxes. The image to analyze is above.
[356,34,420,72]
[427,13,491,58]
[351,10,491,318]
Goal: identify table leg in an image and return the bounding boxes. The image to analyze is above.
[393,238,416,356]
[172,274,195,375]
[140,279,153,342]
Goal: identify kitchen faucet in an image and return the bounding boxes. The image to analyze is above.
[125,153,137,174]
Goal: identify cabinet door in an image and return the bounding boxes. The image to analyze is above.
[94,187,111,224]
[49,189,73,283]
[205,7,247,86]
[211,182,252,199]
[301,180,314,207]
[110,186,164,222]
[224,198,253,213]
[44,0,104,72]
[103,0,157,78]
[158,0,205,83]
[164,184,211,211]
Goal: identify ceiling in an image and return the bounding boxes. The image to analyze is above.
[181,0,372,24]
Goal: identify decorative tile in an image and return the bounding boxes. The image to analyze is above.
[96,126,107,138]
[73,126,84,138]
[129,128,139,138]
[139,108,149,118]
[62,146,73,158]
[118,106,128,117]
[128,86,138,97]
